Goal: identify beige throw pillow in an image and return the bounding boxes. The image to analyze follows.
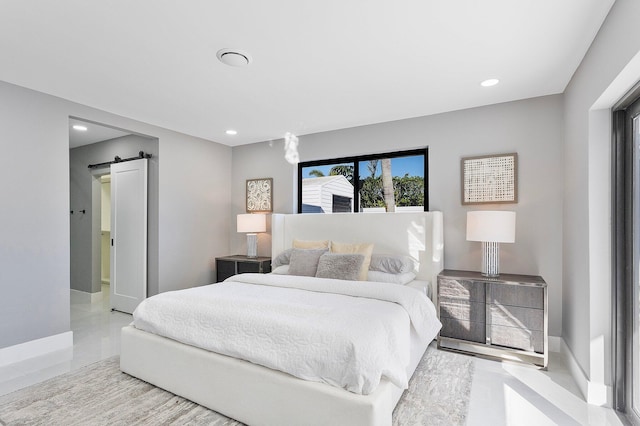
[330,241,374,281]
[292,239,330,249]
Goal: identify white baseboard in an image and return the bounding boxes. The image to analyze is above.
[70,289,103,304]
[559,338,611,407]
[0,331,73,367]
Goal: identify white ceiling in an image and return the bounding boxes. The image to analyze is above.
[68,118,131,148]
[0,1,614,147]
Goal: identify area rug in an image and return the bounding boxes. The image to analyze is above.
[0,344,474,426]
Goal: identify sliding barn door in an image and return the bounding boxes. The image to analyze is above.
[110,159,148,313]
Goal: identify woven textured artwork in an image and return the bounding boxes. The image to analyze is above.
[246,178,273,212]
[462,153,517,204]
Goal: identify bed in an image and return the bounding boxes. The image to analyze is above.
[120,211,444,426]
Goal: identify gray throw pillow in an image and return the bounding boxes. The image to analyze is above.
[288,248,328,277]
[272,248,293,268]
[369,254,414,274]
[315,253,365,281]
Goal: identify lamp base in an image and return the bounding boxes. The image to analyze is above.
[481,241,500,277]
[246,233,258,258]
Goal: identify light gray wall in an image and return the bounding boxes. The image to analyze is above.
[0,80,231,350]
[232,94,564,336]
[69,135,159,295]
[158,134,232,292]
[0,81,71,349]
[563,0,640,392]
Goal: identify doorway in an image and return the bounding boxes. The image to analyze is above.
[100,175,111,290]
[69,118,159,313]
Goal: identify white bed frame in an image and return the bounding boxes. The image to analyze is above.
[121,211,444,426]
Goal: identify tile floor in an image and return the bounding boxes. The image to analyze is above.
[0,285,626,425]
[0,285,131,397]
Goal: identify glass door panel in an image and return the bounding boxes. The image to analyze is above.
[634,115,640,417]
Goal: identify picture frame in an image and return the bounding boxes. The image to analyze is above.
[461,153,518,205]
[246,178,273,213]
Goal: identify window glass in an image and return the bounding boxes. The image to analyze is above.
[298,149,427,213]
[300,162,354,213]
[358,155,424,212]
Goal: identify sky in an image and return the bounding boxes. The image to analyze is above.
[302,155,424,179]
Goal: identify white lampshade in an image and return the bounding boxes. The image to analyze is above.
[237,213,266,234]
[466,211,516,243]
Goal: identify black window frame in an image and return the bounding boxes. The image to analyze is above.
[297,148,429,213]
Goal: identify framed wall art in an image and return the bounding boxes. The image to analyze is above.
[461,153,518,205]
[246,178,273,213]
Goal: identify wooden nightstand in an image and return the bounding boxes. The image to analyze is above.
[215,255,272,283]
[437,269,548,368]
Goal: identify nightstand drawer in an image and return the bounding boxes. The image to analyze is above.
[490,325,544,353]
[488,283,544,309]
[440,318,486,343]
[488,304,543,332]
[438,278,485,302]
[237,261,261,274]
[440,299,485,323]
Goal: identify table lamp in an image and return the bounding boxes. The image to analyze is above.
[237,214,267,258]
[466,211,516,277]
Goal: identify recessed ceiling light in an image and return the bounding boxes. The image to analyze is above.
[480,79,500,87]
[226,129,238,135]
[217,49,252,67]
[72,125,88,131]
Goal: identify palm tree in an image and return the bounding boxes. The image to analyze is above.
[308,169,325,178]
[367,160,379,178]
[381,158,395,212]
[329,164,354,184]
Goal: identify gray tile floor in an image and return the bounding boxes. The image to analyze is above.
[0,285,624,425]
[0,285,131,397]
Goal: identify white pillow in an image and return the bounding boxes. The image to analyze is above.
[366,271,416,285]
[271,265,290,274]
[406,280,430,297]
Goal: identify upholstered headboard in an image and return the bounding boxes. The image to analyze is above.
[271,212,444,298]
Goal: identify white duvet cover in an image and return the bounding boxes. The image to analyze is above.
[132,273,442,395]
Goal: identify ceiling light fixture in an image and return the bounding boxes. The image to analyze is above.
[284,132,299,164]
[226,129,238,135]
[480,79,500,87]
[72,125,88,131]
[217,49,252,67]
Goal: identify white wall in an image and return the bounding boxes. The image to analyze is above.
[101,180,110,231]
[232,94,564,336]
[563,0,640,403]
[0,80,231,350]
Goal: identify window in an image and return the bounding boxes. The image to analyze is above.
[298,148,428,213]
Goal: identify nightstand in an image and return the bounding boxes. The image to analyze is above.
[437,269,548,368]
[215,255,272,283]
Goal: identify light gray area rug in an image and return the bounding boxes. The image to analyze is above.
[0,345,473,426]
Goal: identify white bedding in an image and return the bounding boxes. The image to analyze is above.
[132,273,441,395]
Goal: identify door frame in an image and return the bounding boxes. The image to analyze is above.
[90,167,111,296]
[612,92,640,424]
